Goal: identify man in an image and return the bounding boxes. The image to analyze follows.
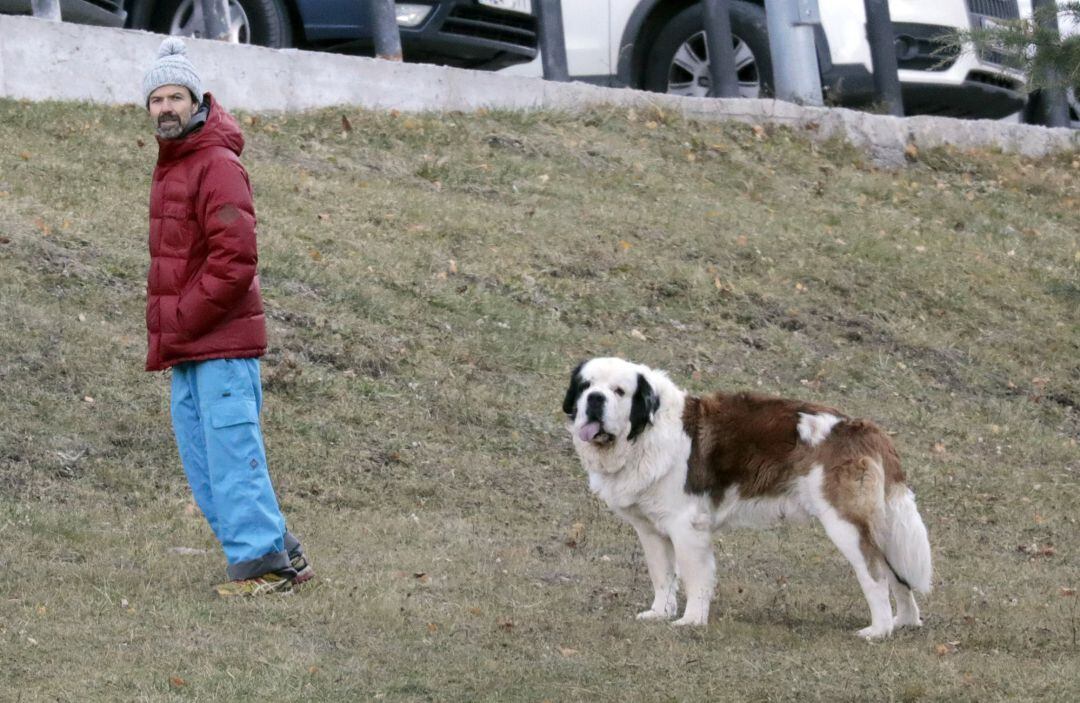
[143,37,312,596]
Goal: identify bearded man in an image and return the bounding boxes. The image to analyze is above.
[143,37,312,596]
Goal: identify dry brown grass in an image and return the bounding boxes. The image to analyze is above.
[1,98,1078,701]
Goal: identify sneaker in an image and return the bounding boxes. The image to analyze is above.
[290,553,315,586]
[215,571,293,597]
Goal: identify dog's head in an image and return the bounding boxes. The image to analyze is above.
[562,357,660,448]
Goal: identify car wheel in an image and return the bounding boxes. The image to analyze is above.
[151,0,292,48]
[643,1,772,98]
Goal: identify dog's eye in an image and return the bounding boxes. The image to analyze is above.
[614,387,626,397]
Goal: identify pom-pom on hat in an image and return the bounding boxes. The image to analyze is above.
[142,37,203,107]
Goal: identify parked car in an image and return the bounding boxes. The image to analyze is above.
[1,0,538,70]
[0,0,127,26]
[503,0,1038,119]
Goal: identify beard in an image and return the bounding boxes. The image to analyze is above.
[155,113,185,139]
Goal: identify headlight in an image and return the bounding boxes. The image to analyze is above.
[396,3,435,28]
[478,0,533,15]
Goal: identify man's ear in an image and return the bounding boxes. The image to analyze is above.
[561,362,587,417]
[628,373,659,441]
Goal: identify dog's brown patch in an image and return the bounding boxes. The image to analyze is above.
[682,392,837,500]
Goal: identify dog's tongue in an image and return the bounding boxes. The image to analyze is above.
[579,421,602,442]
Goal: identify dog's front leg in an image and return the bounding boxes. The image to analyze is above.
[626,517,678,620]
[669,518,715,626]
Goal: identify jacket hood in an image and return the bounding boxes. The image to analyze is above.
[156,93,244,164]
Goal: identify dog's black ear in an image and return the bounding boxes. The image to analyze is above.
[628,373,660,441]
[562,362,587,417]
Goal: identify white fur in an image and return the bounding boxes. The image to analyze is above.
[567,358,931,639]
[797,412,842,447]
[884,486,933,595]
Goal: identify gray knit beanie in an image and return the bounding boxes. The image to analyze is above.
[142,37,203,107]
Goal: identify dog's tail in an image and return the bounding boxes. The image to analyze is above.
[880,481,933,594]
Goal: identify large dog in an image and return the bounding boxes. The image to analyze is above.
[562,357,932,639]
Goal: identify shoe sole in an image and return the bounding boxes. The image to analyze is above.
[292,566,315,586]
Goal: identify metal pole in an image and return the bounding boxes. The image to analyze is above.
[535,0,569,81]
[370,0,403,61]
[31,0,61,22]
[199,0,232,41]
[1029,0,1069,127]
[862,0,904,116]
[763,0,823,105]
[703,0,740,98]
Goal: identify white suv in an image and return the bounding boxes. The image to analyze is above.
[506,0,1035,119]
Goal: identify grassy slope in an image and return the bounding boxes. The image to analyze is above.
[0,98,1078,702]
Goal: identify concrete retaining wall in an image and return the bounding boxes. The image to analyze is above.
[1,14,1076,166]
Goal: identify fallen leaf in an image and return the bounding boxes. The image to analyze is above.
[1060,587,1076,597]
[19,151,31,160]
[448,259,458,274]
[169,676,187,689]
[468,606,483,616]
[136,138,145,148]
[497,618,514,632]
[904,143,919,160]
[341,114,353,132]
[630,329,647,341]
[427,622,439,634]
[618,240,632,251]
[558,646,578,657]
[935,642,958,656]
[565,522,585,548]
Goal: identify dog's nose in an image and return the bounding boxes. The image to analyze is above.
[586,392,605,408]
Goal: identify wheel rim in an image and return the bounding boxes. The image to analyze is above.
[666,30,761,98]
[169,0,250,43]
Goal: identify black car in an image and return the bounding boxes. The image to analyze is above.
[3,0,538,70]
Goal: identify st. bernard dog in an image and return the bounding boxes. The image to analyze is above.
[562,357,932,639]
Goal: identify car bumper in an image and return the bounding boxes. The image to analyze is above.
[301,1,538,70]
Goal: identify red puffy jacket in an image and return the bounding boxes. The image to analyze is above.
[145,94,267,372]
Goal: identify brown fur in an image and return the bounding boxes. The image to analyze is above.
[683,392,842,500]
[683,392,908,572]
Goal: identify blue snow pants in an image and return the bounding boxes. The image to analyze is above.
[170,358,299,580]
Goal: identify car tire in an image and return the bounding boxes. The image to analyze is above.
[151,0,292,48]
[643,1,772,99]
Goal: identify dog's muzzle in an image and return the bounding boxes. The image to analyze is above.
[579,393,614,445]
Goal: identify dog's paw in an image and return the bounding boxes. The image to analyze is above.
[856,625,892,640]
[671,614,708,627]
[893,614,923,628]
[635,609,673,621]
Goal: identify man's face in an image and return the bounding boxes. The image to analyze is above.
[148,85,198,139]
